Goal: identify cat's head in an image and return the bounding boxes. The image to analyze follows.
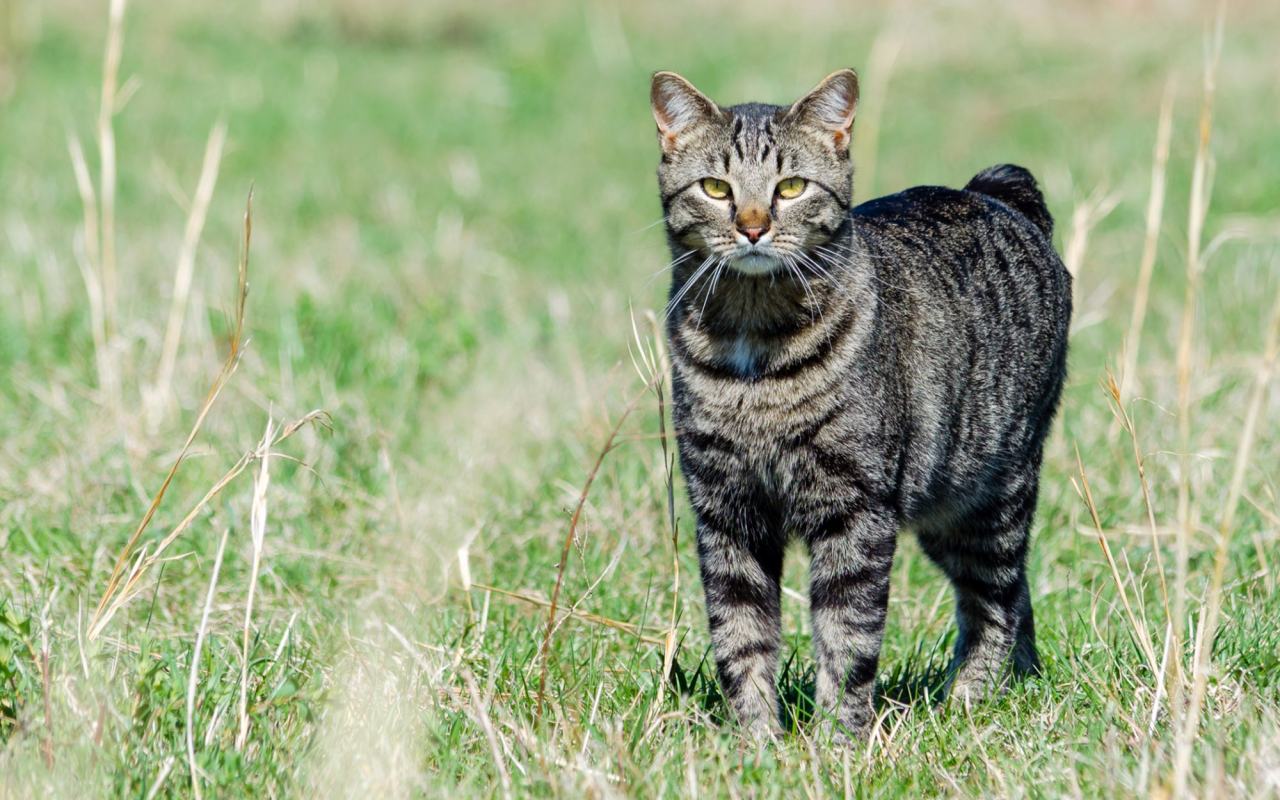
[651,69,858,276]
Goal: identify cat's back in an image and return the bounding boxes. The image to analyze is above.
[851,165,1066,293]
[850,167,1070,346]
[847,167,1072,513]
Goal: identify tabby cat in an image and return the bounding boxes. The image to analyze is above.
[649,69,1071,739]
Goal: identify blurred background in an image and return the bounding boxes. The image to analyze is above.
[1,1,1278,797]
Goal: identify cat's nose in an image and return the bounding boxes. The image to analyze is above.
[735,207,771,244]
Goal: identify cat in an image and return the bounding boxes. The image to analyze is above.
[649,69,1071,740]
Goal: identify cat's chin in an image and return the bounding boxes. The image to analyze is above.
[730,253,782,276]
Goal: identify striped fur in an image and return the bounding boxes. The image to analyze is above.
[650,71,1071,739]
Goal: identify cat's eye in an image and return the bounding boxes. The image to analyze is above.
[776,177,807,199]
[701,178,731,200]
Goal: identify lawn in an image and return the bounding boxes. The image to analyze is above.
[1,0,1279,797]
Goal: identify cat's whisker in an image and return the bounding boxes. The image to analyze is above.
[691,256,718,320]
[792,249,838,283]
[663,257,707,317]
[782,254,821,325]
[665,253,719,321]
[791,251,856,308]
[696,256,730,324]
[813,244,915,296]
[799,250,863,300]
[813,238,899,265]
[630,215,671,235]
[644,249,700,287]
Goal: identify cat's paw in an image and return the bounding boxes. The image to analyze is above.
[829,726,863,750]
[743,717,783,743]
[944,670,1003,707]
[814,712,871,749]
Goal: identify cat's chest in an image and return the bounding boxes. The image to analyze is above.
[675,389,825,509]
[670,320,858,462]
[723,335,766,378]
[674,357,844,453]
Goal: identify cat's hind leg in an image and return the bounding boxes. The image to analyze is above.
[916,479,1040,702]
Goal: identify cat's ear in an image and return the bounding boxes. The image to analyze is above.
[651,71,721,153]
[790,69,859,149]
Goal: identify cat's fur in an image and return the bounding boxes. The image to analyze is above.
[649,70,1071,738]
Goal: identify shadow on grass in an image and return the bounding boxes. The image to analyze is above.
[665,634,956,733]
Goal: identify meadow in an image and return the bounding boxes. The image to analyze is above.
[1,0,1279,796]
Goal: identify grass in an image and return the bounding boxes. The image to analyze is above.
[1,0,1279,796]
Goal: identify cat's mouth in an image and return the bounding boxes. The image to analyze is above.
[731,252,781,275]
[728,238,786,275]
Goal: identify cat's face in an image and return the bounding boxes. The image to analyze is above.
[651,70,858,276]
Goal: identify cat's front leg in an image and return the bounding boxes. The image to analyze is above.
[695,513,785,738]
[807,506,898,740]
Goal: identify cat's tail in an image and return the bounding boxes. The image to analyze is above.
[965,164,1053,239]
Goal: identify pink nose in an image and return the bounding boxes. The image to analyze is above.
[740,226,767,244]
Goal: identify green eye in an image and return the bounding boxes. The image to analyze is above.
[776,177,807,199]
[701,177,731,200]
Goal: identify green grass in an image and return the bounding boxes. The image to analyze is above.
[2,0,1279,796]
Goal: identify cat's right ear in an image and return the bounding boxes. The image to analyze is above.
[650,72,720,154]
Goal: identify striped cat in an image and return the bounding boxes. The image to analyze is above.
[649,69,1071,739]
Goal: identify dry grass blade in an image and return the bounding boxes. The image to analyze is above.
[144,757,177,800]
[90,188,255,640]
[1174,275,1280,788]
[1169,7,1224,794]
[653,313,681,712]
[1073,446,1160,675]
[66,133,110,384]
[1119,78,1175,405]
[1171,9,1223,740]
[630,308,682,721]
[1105,373,1172,627]
[97,0,126,338]
[1063,185,1121,280]
[853,30,902,200]
[1104,370,1180,729]
[1242,493,1276,584]
[534,383,652,718]
[237,416,275,751]
[187,526,230,800]
[463,670,514,800]
[473,583,664,645]
[38,589,58,769]
[68,134,113,395]
[153,120,228,413]
[66,134,101,271]
[89,408,325,640]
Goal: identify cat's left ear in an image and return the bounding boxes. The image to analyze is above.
[789,69,860,149]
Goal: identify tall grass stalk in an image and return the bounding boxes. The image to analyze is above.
[1119,79,1175,406]
[534,383,652,718]
[1063,187,1120,281]
[631,309,680,722]
[89,189,254,640]
[1174,282,1280,789]
[187,526,230,800]
[853,30,901,201]
[1074,448,1160,676]
[236,417,274,751]
[95,0,125,347]
[67,134,113,398]
[1170,8,1225,794]
[152,121,227,422]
